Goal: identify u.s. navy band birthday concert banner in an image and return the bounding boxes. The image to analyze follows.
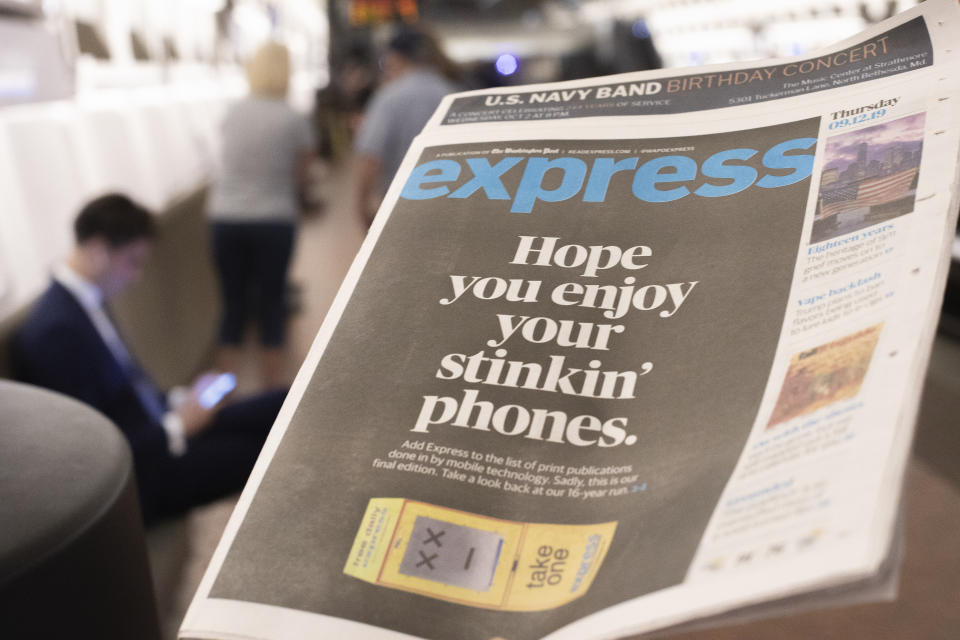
[181,2,960,639]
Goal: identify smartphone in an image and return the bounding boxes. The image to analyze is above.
[198,372,237,409]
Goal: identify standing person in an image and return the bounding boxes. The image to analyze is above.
[208,41,316,387]
[353,25,460,227]
[12,194,286,525]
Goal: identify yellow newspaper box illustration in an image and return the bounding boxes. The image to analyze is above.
[343,498,616,611]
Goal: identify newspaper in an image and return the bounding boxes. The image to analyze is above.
[180,2,960,639]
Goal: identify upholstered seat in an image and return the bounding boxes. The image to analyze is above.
[0,380,162,639]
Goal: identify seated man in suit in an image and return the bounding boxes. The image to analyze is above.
[13,193,286,525]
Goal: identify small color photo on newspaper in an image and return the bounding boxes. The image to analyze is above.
[812,113,925,244]
[766,324,883,429]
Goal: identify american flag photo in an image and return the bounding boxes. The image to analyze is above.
[811,113,924,244]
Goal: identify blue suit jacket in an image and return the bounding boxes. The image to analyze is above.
[12,280,171,465]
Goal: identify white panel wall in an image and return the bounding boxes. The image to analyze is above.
[0,88,239,318]
[0,127,45,316]
[0,103,90,288]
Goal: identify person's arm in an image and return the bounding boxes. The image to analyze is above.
[297,149,314,193]
[14,325,174,460]
[294,112,319,214]
[354,152,382,228]
[295,148,318,215]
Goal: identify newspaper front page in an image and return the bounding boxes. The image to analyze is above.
[181,2,960,639]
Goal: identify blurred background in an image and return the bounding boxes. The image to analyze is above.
[0,0,953,323]
[0,1,957,639]
[1,0,956,331]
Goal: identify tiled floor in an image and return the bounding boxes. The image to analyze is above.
[161,166,960,639]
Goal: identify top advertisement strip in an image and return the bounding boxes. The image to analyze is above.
[441,17,932,125]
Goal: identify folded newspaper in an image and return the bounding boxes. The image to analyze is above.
[181,2,960,638]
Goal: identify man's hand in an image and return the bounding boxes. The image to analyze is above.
[174,371,228,437]
[175,394,216,437]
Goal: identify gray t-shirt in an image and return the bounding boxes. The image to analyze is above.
[208,96,315,222]
[354,69,457,193]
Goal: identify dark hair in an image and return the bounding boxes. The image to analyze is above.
[386,25,461,83]
[387,27,427,61]
[74,193,156,248]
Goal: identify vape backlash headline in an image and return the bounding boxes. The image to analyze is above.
[400,137,816,214]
